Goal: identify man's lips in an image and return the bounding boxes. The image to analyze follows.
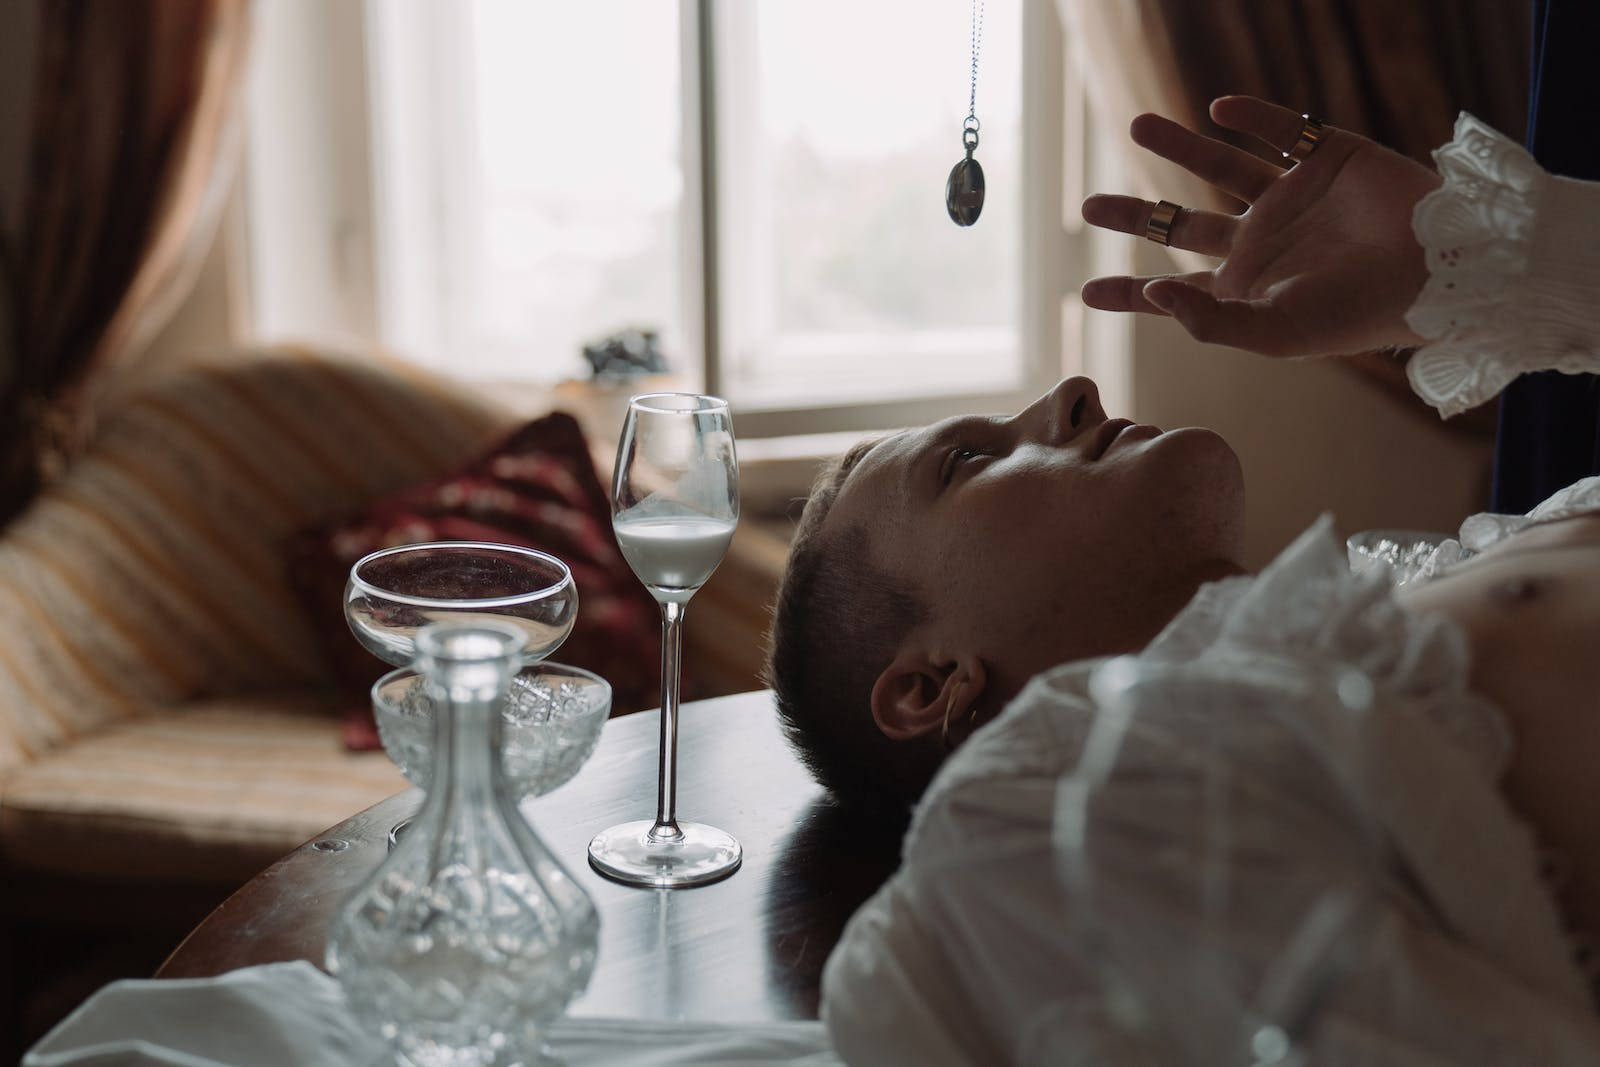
[1089,419,1165,459]
[1090,418,1134,460]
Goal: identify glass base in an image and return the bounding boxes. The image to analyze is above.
[587,819,742,888]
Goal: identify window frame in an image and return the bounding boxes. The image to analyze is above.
[690,0,1081,438]
[236,0,1109,441]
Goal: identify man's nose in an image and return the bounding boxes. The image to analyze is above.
[1014,376,1104,444]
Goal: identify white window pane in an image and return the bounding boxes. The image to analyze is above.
[464,0,682,382]
[717,0,1022,407]
[373,1,684,383]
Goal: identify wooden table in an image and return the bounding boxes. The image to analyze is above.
[157,691,902,1021]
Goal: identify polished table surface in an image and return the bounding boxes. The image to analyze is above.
[157,690,901,1021]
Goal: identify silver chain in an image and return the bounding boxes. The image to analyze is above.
[964,0,984,150]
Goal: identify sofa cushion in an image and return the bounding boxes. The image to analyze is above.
[0,693,408,885]
[286,411,662,749]
[0,347,512,779]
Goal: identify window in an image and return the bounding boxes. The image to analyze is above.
[240,0,1099,439]
[369,0,684,384]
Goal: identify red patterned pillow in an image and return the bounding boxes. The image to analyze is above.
[287,412,664,749]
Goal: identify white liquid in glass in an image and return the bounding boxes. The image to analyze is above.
[614,515,736,592]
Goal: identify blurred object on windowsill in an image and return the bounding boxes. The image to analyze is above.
[583,328,671,381]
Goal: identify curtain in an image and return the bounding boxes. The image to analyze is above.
[0,0,250,529]
[1059,0,1529,431]
[1061,1,1527,208]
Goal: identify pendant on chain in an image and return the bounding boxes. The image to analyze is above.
[947,0,986,226]
[946,122,985,226]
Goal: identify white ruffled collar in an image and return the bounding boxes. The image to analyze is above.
[1119,515,1590,1007]
[1146,515,1513,776]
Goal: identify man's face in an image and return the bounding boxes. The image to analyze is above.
[826,376,1245,695]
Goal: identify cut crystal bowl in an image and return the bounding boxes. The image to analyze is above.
[373,661,611,797]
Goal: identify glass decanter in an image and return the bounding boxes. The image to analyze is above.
[327,620,599,1067]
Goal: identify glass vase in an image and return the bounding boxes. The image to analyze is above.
[327,620,599,1066]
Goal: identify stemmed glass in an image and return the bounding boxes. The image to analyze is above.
[587,393,743,888]
[345,541,577,667]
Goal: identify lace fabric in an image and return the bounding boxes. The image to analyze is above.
[1412,473,1600,584]
[1146,516,1511,777]
[1060,518,1591,1033]
[1457,474,1600,552]
[1406,113,1600,417]
[825,507,1600,1065]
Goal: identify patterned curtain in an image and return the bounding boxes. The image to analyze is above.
[0,0,250,529]
[1059,0,1529,429]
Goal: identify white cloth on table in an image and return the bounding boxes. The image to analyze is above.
[24,961,839,1067]
[823,486,1600,1066]
[1406,113,1600,418]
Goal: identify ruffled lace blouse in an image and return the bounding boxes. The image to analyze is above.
[824,499,1600,1066]
[1407,114,1600,417]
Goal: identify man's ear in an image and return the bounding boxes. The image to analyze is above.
[870,650,988,742]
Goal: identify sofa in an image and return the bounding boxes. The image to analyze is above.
[0,347,525,894]
[0,346,794,1053]
[0,348,637,1044]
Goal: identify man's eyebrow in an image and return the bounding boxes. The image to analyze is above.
[907,427,953,497]
[832,431,904,499]
[838,436,885,479]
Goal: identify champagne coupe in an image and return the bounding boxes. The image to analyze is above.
[345,541,577,668]
[587,393,742,887]
[344,541,578,844]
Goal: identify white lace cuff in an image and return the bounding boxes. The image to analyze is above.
[1405,113,1600,418]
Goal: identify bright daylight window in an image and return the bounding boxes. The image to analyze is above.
[244,0,1076,438]
[709,1,1022,409]
[369,0,685,386]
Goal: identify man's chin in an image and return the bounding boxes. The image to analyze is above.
[1146,425,1245,512]
[1163,424,1239,465]
[1116,424,1233,468]
[1155,423,1227,446]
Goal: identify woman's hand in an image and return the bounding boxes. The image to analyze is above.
[1081,96,1442,359]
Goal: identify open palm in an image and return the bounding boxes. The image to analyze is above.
[1082,96,1442,359]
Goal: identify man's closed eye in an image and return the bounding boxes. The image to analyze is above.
[941,447,988,486]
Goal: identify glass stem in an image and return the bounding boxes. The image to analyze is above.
[651,598,685,839]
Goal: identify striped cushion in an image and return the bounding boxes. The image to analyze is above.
[0,346,516,779]
[0,693,410,882]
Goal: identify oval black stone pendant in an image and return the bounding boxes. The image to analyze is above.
[946,155,985,226]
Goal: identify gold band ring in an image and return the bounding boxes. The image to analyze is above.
[1144,200,1181,246]
[1283,114,1326,166]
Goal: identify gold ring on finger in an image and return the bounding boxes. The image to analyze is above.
[1144,200,1181,246]
[1283,114,1326,166]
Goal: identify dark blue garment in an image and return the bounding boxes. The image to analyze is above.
[1490,0,1600,513]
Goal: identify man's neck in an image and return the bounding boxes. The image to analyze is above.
[1135,556,1251,645]
[987,556,1253,716]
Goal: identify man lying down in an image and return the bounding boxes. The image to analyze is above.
[766,96,1600,1065]
[769,376,1600,1064]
